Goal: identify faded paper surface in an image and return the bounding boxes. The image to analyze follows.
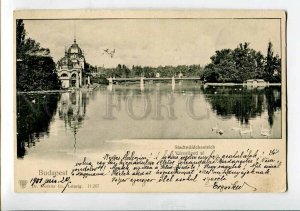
[14,10,286,192]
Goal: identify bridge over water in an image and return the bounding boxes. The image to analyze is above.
[108,77,201,83]
[106,76,202,91]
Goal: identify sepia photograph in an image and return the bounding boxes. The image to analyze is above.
[14,10,286,194]
[17,17,283,158]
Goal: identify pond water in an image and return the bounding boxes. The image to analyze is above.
[17,81,282,159]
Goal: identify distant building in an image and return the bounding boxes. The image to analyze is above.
[245,79,267,86]
[56,39,88,88]
[155,72,160,78]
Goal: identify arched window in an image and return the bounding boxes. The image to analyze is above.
[71,73,77,78]
[61,73,68,77]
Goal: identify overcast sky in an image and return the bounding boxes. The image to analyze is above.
[23,19,281,68]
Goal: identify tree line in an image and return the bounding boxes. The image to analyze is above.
[91,42,281,84]
[201,42,281,83]
[100,64,204,78]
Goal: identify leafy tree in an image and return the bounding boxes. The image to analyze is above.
[122,65,130,78]
[202,42,281,83]
[85,62,98,77]
[16,19,61,91]
[233,43,256,82]
[16,20,26,59]
[90,74,109,85]
[132,65,143,77]
[17,55,60,91]
[264,42,281,82]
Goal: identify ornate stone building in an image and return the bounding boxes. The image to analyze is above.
[56,39,86,88]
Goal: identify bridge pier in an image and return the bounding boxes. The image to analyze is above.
[140,77,144,91]
[172,76,175,91]
[107,83,113,91]
[108,77,113,84]
[105,77,201,91]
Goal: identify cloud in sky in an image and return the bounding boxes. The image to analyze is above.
[23,18,281,68]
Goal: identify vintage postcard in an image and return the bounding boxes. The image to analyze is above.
[14,10,286,192]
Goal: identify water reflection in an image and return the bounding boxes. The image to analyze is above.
[16,82,282,158]
[202,86,281,126]
[17,93,60,158]
[17,91,92,158]
[264,87,281,127]
[57,91,90,153]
